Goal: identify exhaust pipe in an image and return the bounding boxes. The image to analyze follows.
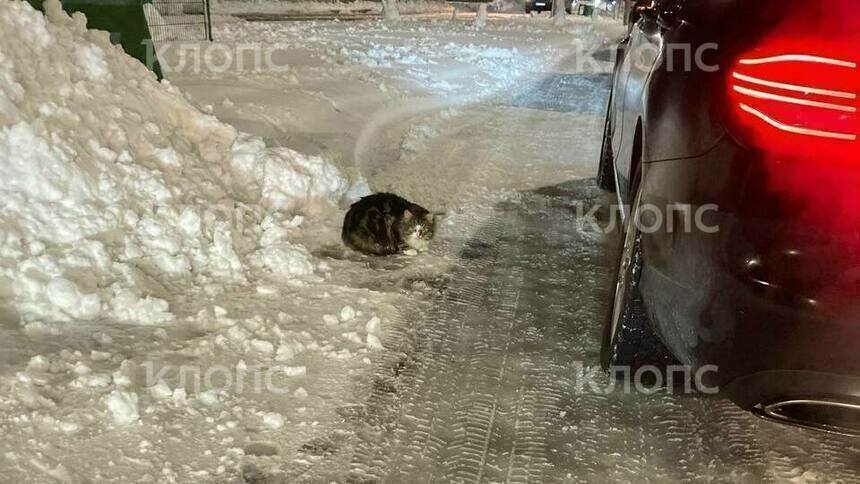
[758,399,860,437]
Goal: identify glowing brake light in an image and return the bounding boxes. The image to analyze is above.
[733,85,856,114]
[738,103,856,141]
[731,72,856,101]
[738,54,857,69]
[727,52,859,155]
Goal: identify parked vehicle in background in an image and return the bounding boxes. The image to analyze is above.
[598,0,860,436]
[525,0,572,14]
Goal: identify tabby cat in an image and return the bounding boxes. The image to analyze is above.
[342,193,438,256]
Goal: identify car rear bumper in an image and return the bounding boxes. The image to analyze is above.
[639,138,860,427]
[642,256,860,381]
[725,370,860,436]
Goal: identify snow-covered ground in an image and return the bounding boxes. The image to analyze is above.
[2,2,858,482]
[214,0,453,16]
[164,12,617,194]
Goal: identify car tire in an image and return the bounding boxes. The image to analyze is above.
[600,179,674,372]
[596,95,617,192]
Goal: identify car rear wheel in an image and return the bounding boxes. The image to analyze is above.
[596,95,616,192]
[600,179,673,371]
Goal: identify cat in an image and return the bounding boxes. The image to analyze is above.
[342,193,439,256]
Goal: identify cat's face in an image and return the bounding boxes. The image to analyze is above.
[400,211,437,252]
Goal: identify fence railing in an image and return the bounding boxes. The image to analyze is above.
[145,0,213,42]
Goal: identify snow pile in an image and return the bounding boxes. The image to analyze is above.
[0,0,347,326]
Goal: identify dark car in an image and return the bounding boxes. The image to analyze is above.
[525,0,572,15]
[598,0,860,435]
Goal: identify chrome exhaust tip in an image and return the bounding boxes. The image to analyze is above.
[757,399,860,437]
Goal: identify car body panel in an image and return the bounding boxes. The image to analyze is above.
[640,143,860,384]
[605,0,860,418]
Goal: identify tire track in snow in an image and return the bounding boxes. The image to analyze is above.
[442,265,525,483]
[346,202,510,481]
[345,183,613,482]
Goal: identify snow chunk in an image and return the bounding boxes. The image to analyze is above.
[197,391,220,407]
[366,334,384,351]
[251,339,275,355]
[74,44,110,82]
[261,412,284,429]
[275,344,295,362]
[339,305,356,322]
[283,366,306,377]
[90,350,111,362]
[365,316,381,334]
[149,380,173,400]
[253,243,315,278]
[105,390,140,425]
[46,278,101,320]
[230,135,347,210]
[342,332,363,344]
[110,289,174,325]
[322,314,339,326]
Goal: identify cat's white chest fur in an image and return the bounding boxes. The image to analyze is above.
[404,232,430,252]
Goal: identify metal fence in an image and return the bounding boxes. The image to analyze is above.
[145,0,213,41]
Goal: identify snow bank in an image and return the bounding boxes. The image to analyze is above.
[0,0,347,325]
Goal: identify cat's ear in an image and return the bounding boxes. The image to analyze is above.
[430,212,445,225]
[403,209,413,221]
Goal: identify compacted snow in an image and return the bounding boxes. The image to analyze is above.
[1,2,858,482]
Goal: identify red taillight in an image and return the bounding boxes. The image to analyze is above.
[725,1,860,275]
[727,51,859,159]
